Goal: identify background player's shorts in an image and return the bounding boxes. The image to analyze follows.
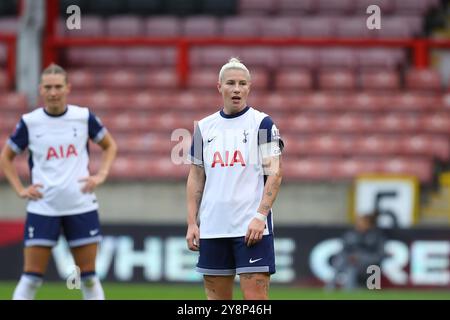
[196,235,275,275]
[24,210,102,248]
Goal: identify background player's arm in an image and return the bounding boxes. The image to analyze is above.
[79,132,117,193]
[0,144,43,200]
[246,155,282,246]
[186,164,205,251]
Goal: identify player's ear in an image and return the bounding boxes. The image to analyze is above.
[66,82,72,93]
[217,81,222,93]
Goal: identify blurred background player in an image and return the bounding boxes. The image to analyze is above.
[186,57,284,300]
[328,213,386,290]
[0,63,117,300]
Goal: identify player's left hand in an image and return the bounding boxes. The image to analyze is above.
[79,174,105,193]
[245,219,265,247]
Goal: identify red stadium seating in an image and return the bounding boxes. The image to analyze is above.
[144,16,180,37]
[405,68,443,91]
[182,16,221,37]
[360,70,401,91]
[318,70,357,91]
[105,16,144,37]
[260,17,300,37]
[275,69,313,91]
[222,16,263,37]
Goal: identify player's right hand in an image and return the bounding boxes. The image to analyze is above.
[19,184,44,200]
[186,224,200,251]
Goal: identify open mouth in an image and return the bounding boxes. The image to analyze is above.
[231,96,241,102]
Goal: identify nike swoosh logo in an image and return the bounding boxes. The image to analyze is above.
[35,134,43,138]
[207,137,216,143]
[89,229,99,236]
[249,258,263,264]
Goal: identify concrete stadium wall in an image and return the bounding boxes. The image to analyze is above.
[0,182,351,225]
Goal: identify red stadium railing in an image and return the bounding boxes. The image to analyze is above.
[0,33,16,89]
[43,36,450,89]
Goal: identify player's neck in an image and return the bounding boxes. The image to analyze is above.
[45,105,67,116]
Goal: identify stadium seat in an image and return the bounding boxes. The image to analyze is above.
[66,48,123,67]
[344,93,385,112]
[357,49,405,69]
[405,68,442,91]
[360,70,401,91]
[105,15,144,37]
[298,16,337,37]
[187,68,218,89]
[66,69,97,90]
[0,93,27,112]
[335,17,372,38]
[278,48,318,69]
[240,47,278,69]
[380,158,432,183]
[422,113,450,135]
[248,68,270,90]
[222,16,263,37]
[238,0,275,15]
[376,17,414,38]
[318,70,357,91]
[319,48,357,69]
[260,17,300,37]
[144,16,180,37]
[190,47,242,67]
[274,69,313,91]
[98,69,142,90]
[123,47,176,67]
[143,68,178,90]
[182,16,221,37]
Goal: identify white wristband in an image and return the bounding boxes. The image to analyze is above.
[255,212,267,222]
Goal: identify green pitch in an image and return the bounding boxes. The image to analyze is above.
[0,282,449,300]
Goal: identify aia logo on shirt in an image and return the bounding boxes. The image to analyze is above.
[211,150,246,168]
[47,144,78,160]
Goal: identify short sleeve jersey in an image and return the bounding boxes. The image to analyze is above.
[7,105,107,216]
[188,106,283,238]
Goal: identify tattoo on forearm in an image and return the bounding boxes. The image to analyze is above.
[266,191,273,197]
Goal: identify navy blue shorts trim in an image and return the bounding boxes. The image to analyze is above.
[24,210,102,248]
[196,235,276,275]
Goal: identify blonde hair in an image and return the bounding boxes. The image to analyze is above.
[218,57,251,83]
[41,63,68,83]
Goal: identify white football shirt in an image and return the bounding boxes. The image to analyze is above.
[188,106,283,238]
[7,105,107,216]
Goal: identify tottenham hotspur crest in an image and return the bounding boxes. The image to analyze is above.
[243,130,248,143]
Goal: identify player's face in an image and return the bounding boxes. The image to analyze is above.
[40,73,71,114]
[217,69,250,114]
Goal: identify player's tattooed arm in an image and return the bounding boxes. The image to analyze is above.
[257,156,282,215]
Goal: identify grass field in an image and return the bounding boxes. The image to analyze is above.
[0,282,449,300]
